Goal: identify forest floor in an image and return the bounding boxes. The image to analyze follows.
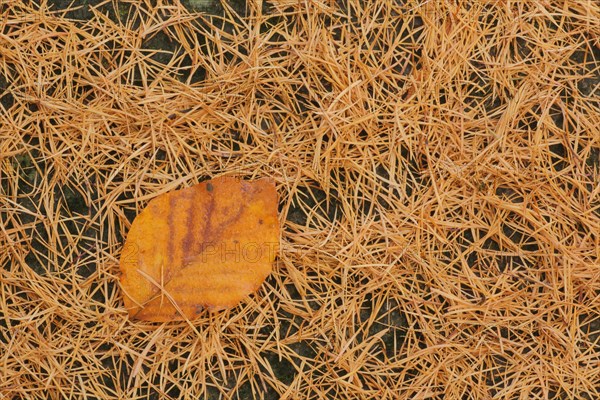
[1,0,599,399]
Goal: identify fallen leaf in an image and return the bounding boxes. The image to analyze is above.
[119,176,279,321]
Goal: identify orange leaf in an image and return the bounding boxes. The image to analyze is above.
[119,177,279,321]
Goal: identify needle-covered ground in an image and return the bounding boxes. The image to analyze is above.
[1,0,599,399]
